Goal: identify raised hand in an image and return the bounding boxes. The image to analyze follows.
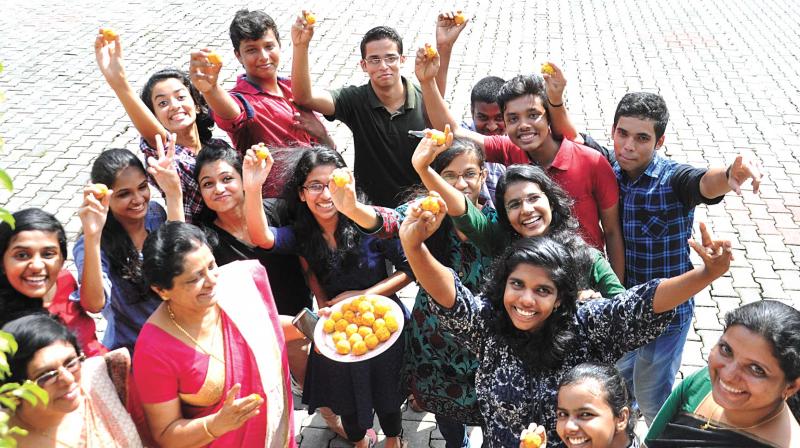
[329,168,357,215]
[436,10,468,49]
[727,155,762,195]
[410,124,453,173]
[94,30,127,89]
[291,10,316,47]
[147,133,181,195]
[78,184,112,238]
[399,192,447,248]
[242,144,274,192]
[292,109,329,141]
[207,384,263,437]
[541,61,567,105]
[189,48,223,94]
[689,222,733,280]
[415,45,440,84]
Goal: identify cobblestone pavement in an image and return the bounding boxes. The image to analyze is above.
[2,0,800,445]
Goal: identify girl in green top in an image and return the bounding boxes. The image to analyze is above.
[411,131,624,298]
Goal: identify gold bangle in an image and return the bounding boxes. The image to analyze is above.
[202,419,218,440]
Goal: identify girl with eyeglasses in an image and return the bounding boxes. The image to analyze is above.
[243,145,412,448]
[2,314,142,447]
[0,208,105,356]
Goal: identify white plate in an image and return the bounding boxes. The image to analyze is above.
[314,295,404,363]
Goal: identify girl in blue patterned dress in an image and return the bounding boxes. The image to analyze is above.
[397,200,732,447]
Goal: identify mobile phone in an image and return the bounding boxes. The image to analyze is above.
[292,307,319,341]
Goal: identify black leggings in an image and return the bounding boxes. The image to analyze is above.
[341,410,403,442]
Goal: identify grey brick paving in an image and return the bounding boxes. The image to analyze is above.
[2,0,800,445]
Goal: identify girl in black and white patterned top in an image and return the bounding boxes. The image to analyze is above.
[398,199,732,447]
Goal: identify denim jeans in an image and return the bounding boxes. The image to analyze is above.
[616,312,692,425]
[436,414,470,448]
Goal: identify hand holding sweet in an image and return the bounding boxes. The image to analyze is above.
[410,124,453,173]
[242,144,274,192]
[399,192,447,248]
[78,183,113,238]
[291,10,316,47]
[207,384,262,437]
[189,49,223,94]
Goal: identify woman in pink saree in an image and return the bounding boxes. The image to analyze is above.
[132,221,297,447]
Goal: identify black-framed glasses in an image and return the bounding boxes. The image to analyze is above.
[32,354,86,387]
[364,55,401,66]
[302,182,329,195]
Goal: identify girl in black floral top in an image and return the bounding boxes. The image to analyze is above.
[398,201,732,447]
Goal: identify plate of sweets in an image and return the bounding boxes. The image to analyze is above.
[314,294,404,362]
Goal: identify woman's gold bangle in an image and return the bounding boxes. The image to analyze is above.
[203,418,218,439]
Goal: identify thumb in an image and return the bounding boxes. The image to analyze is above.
[225,383,241,406]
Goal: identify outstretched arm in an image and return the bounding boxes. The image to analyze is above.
[410,127,473,217]
[242,147,276,249]
[94,31,166,148]
[77,185,113,313]
[189,48,241,120]
[542,61,578,141]
[290,11,336,116]
[399,196,456,308]
[652,223,732,313]
[699,155,762,198]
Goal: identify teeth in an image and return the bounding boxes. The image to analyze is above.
[514,306,537,317]
[522,216,541,226]
[318,203,334,209]
[720,379,745,394]
[568,437,589,444]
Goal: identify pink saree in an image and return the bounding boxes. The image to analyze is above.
[132,260,295,448]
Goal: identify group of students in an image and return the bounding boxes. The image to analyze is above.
[0,6,798,448]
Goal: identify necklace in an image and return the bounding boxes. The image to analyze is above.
[701,402,785,431]
[167,304,224,364]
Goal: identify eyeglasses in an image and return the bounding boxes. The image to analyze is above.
[441,170,482,184]
[506,193,545,210]
[32,354,86,387]
[301,182,330,195]
[364,55,401,66]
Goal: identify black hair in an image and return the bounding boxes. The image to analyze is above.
[90,149,148,294]
[470,76,506,110]
[407,139,486,265]
[229,9,281,52]
[494,164,578,237]
[280,146,364,285]
[612,92,670,141]
[496,74,550,119]
[360,26,403,59]
[2,314,81,385]
[140,68,214,143]
[0,208,67,325]
[482,236,586,370]
[559,363,637,440]
[142,221,210,291]
[193,141,244,224]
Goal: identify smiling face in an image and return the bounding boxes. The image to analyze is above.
[299,164,339,224]
[502,263,559,332]
[157,244,218,314]
[109,166,150,223]
[612,116,665,179]
[25,341,82,415]
[440,152,486,205]
[504,94,550,155]
[708,325,800,416]
[360,38,404,89]
[236,29,281,84]
[556,379,630,448]
[2,230,64,298]
[503,181,552,237]
[150,77,197,133]
[198,160,244,215]
[472,101,505,136]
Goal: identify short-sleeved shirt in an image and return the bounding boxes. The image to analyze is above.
[432,273,671,447]
[325,77,427,207]
[139,137,230,224]
[71,202,166,353]
[213,75,321,197]
[483,136,619,250]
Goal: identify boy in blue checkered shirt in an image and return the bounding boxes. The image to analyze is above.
[556,91,762,424]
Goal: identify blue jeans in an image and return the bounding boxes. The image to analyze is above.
[616,312,692,425]
[436,414,470,448]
